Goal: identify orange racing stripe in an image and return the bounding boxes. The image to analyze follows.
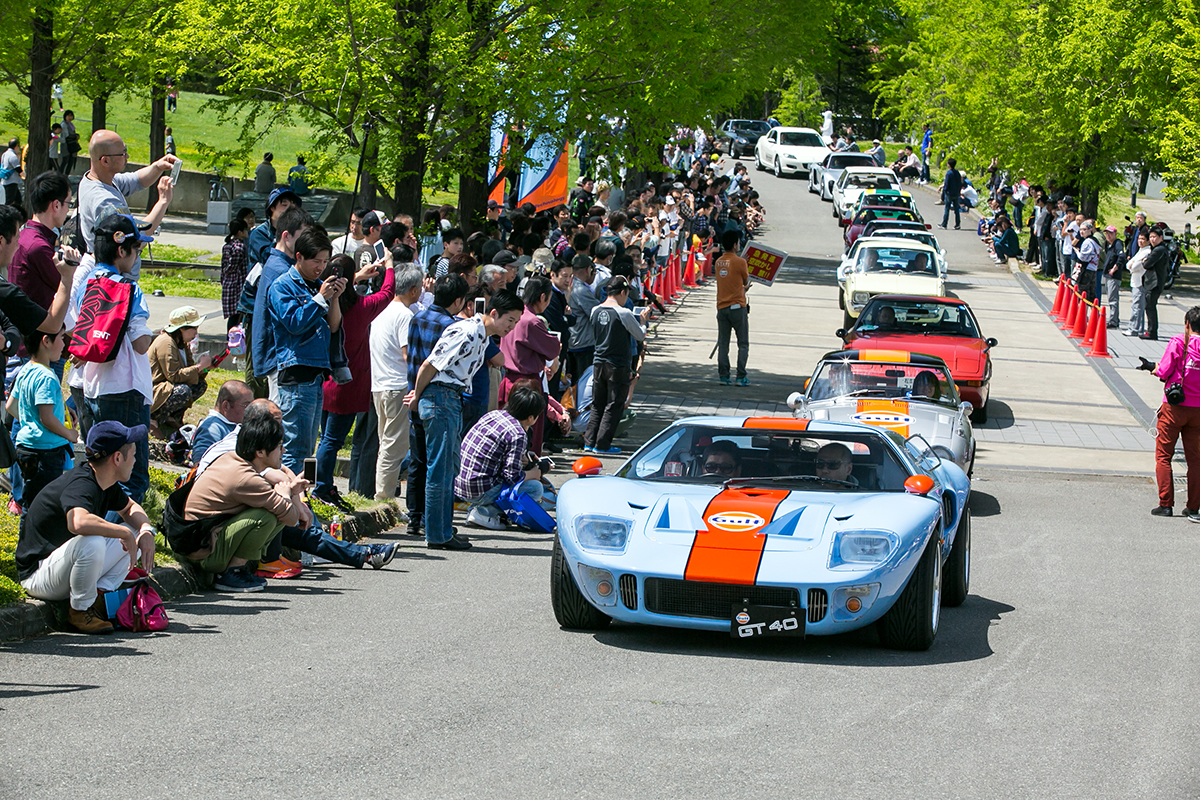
[683,488,791,585]
[743,417,808,430]
[859,349,911,363]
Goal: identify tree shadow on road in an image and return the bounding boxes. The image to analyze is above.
[0,681,100,700]
[585,594,1015,666]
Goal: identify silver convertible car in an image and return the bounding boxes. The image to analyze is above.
[788,350,977,476]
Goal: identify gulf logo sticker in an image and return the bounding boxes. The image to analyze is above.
[853,400,912,435]
[706,512,766,532]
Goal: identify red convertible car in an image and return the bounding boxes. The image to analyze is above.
[844,207,930,251]
[836,294,997,421]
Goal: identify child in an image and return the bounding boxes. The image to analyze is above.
[5,327,77,509]
[148,306,212,435]
[221,218,249,330]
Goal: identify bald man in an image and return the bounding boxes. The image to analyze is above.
[78,129,179,280]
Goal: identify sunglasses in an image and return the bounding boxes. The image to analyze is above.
[704,461,736,475]
[814,459,848,470]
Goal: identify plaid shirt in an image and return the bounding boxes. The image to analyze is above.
[220,238,249,318]
[454,410,527,500]
[407,304,457,390]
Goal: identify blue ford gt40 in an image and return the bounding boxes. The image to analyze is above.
[551,416,971,650]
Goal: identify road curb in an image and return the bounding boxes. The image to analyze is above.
[0,501,404,643]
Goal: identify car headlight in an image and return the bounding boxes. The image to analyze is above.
[786,154,798,161]
[852,291,870,305]
[830,530,899,568]
[573,514,631,552]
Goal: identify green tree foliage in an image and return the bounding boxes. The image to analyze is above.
[878,0,1182,216]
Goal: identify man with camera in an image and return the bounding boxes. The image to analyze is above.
[1071,219,1102,301]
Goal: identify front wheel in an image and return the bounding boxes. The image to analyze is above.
[877,531,942,650]
[808,175,817,194]
[942,508,970,607]
[550,536,611,630]
[755,152,764,171]
[774,158,781,178]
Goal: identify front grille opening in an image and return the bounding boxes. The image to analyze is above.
[619,574,638,610]
[807,588,828,623]
[644,578,800,620]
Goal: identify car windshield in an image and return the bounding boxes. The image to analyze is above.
[863,221,925,237]
[807,359,960,407]
[854,247,937,276]
[857,299,981,337]
[869,230,939,249]
[844,173,897,190]
[854,208,919,225]
[731,120,771,134]
[829,154,875,169]
[780,131,824,147]
[863,193,913,210]
[616,424,911,491]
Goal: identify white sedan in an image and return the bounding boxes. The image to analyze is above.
[754,127,830,177]
[808,151,878,201]
[832,167,901,224]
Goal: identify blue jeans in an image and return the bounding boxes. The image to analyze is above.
[347,405,378,498]
[277,378,323,474]
[468,479,545,520]
[942,194,961,228]
[265,513,368,567]
[315,411,355,496]
[86,390,150,521]
[418,383,463,545]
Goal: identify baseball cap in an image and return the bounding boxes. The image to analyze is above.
[85,420,147,461]
[164,305,201,333]
[96,214,153,246]
[492,250,517,266]
[361,211,382,230]
[1104,225,1118,233]
[486,199,500,210]
[872,138,881,144]
[266,187,301,213]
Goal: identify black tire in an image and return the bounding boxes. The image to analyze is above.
[755,152,764,171]
[808,174,818,194]
[832,202,839,218]
[550,536,611,630]
[774,158,781,178]
[942,507,970,607]
[843,308,854,330]
[838,289,845,310]
[877,530,942,651]
[970,402,988,424]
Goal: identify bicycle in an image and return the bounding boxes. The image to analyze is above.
[208,163,235,201]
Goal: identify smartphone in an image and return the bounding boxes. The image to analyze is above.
[209,348,230,370]
[320,263,340,282]
[169,160,182,185]
[474,297,486,315]
[634,306,647,319]
[303,458,317,484]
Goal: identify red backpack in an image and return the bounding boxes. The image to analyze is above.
[68,273,133,363]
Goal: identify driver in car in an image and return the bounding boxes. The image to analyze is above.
[875,306,897,330]
[910,370,942,400]
[814,443,857,485]
[909,252,931,274]
[702,440,743,478]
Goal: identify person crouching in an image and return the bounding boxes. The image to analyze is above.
[149,305,212,435]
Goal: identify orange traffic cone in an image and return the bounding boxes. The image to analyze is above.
[1055,281,1074,323]
[1050,276,1066,317]
[1061,289,1079,330]
[1082,300,1100,346]
[1069,297,1090,339]
[661,261,674,303]
[1088,307,1112,358]
[685,248,698,288]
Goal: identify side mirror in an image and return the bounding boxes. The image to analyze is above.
[958,400,973,415]
[787,390,804,410]
[985,337,998,348]
[572,456,603,477]
[904,475,936,495]
[835,328,847,339]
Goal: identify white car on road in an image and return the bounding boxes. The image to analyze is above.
[808,151,878,201]
[754,127,830,177]
[832,167,901,224]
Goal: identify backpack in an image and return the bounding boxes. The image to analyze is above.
[114,568,169,632]
[162,473,235,556]
[67,273,133,363]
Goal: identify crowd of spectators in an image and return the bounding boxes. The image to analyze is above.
[3,124,762,631]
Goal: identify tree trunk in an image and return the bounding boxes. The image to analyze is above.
[457,128,490,236]
[1079,132,1101,219]
[358,139,379,211]
[91,93,109,133]
[392,0,432,217]
[147,85,166,212]
[1139,165,1150,195]
[26,4,54,181]
[393,141,426,218]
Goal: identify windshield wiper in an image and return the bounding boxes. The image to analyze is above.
[725,475,859,489]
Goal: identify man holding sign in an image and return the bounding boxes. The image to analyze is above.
[715,230,751,386]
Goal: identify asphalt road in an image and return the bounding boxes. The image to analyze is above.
[4,169,1199,799]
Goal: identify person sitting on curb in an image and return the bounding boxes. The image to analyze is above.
[194,399,396,570]
[148,305,213,436]
[190,380,253,465]
[14,421,157,634]
[179,403,308,593]
[6,325,78,510]
[455,385,549,531]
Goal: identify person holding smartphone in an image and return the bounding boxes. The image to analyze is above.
[498,277,562,455]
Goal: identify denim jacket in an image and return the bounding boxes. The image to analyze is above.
[267,266,331,373]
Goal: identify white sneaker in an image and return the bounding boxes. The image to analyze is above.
[467,508,506,530]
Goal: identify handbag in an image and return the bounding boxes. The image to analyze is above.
[1167,331,1190,405]
[114,568,169,632]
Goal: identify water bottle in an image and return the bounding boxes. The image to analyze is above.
[329,515,342,541]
